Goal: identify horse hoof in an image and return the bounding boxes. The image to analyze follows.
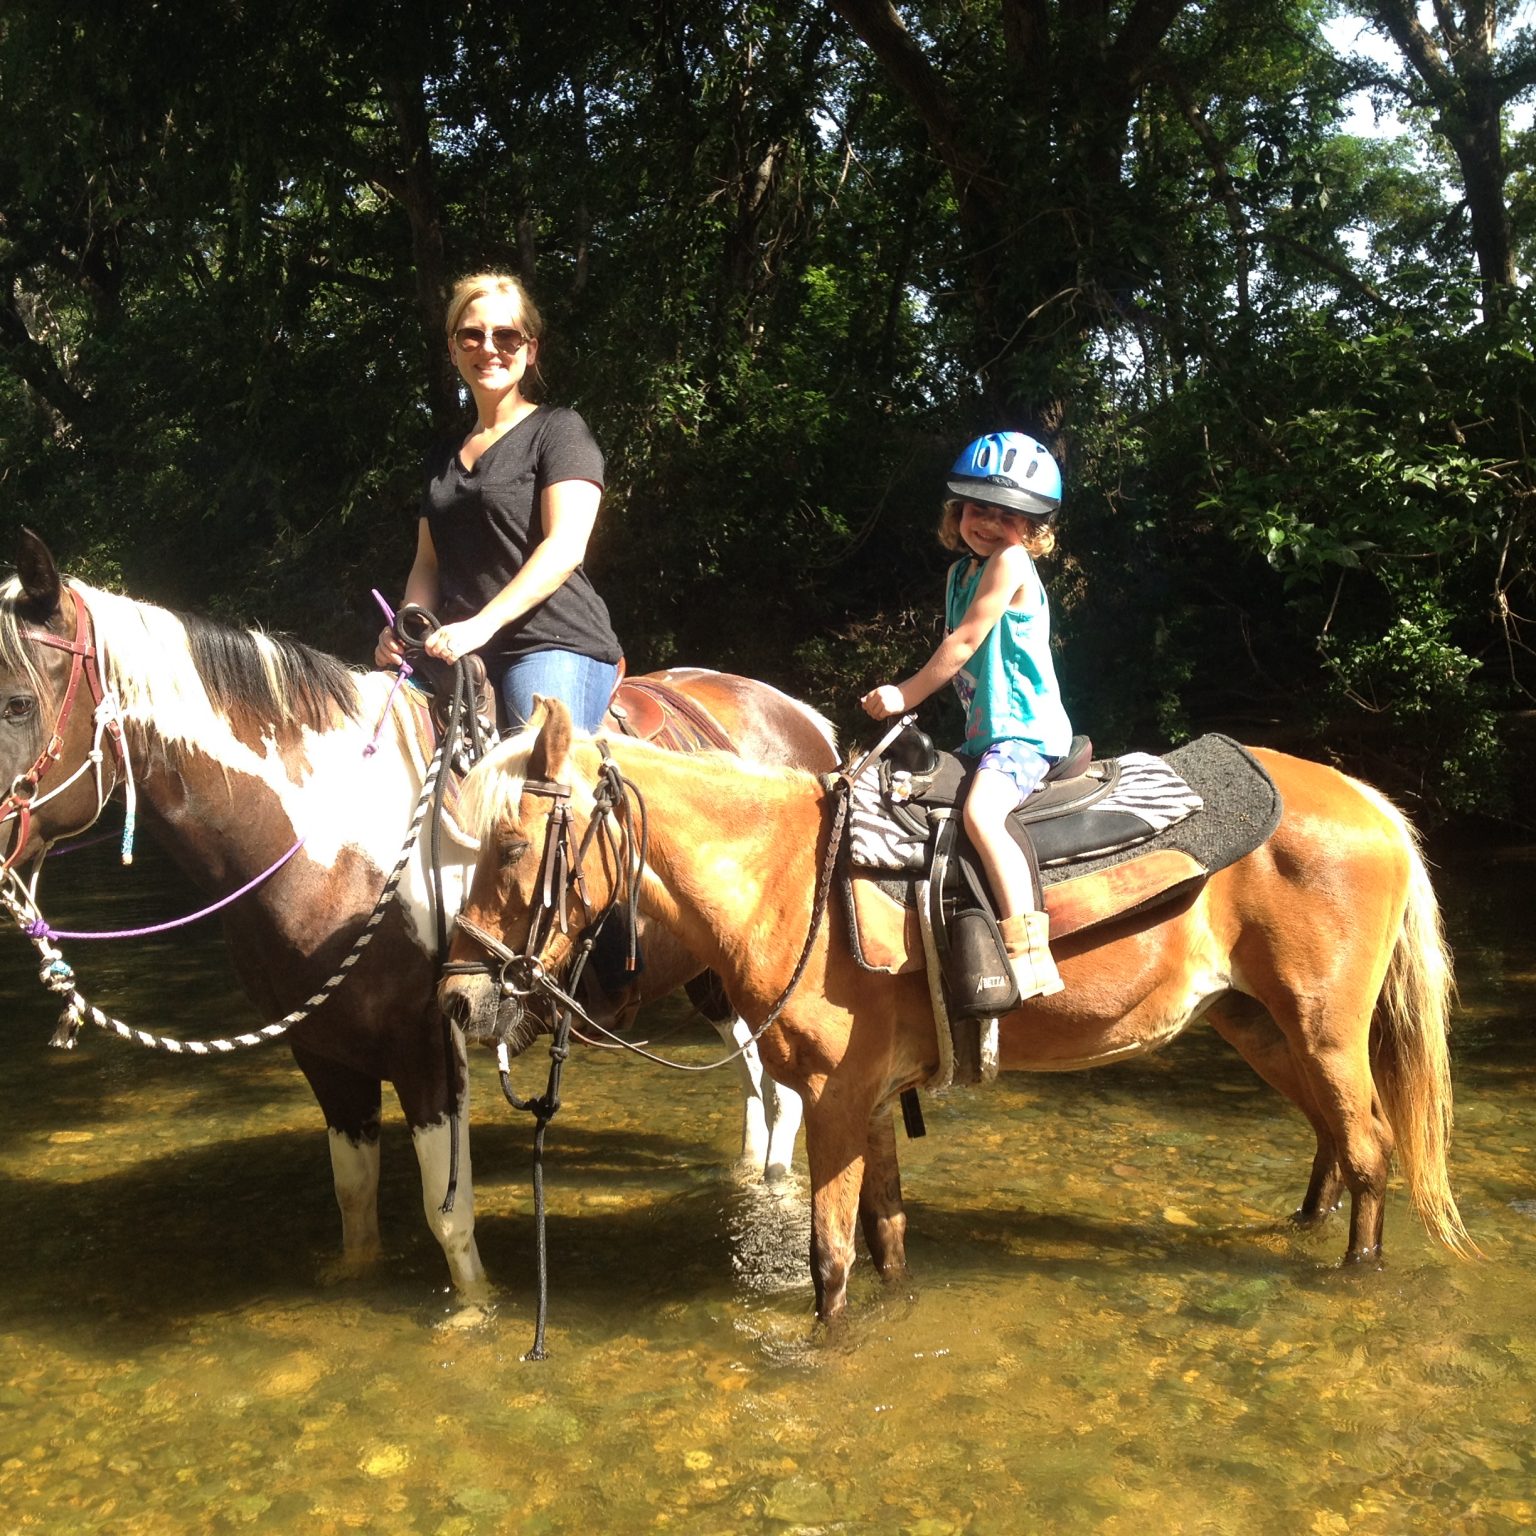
[1342,1245,1383,1267]
[436,1300,496,1332]
[1289,1206,1334,1231]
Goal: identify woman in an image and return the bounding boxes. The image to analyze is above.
[375,271,623,730]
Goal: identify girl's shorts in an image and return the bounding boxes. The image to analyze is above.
[974,740,1056,808]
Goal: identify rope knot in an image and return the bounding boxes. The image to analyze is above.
[26,918,55,940]
[40,956,75,991]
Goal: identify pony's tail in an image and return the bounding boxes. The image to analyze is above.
[1372,818,1478,1258]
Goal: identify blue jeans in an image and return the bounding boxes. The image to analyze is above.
[491,650,620,733]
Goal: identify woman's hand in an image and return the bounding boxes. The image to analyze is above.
[861,684,906,720]
[425,618,492,664]
[375,627,406,669]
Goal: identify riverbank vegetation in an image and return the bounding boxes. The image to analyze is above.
[2,1,1532,819]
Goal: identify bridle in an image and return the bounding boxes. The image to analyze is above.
[450,738,856,1072]
[442,744,650,1362]
[1,587,127,876]
[443,744,646,1047]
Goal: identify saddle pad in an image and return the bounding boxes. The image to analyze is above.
[1042,734,1280,896]
[841,735,1280,969]
[847,749,1202,874]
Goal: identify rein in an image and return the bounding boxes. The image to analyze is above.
[449,741,855,1360]
[1,599,488,1055]
[445,750,642,1360]
[2,732,455,1053]
[461,719,897,1076]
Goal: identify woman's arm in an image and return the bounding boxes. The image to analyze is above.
[862,547,1028,718]
[425,479,602,661]
[375,519,442,667]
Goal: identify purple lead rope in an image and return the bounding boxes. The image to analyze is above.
[366,588,413,757]
[28,838,309,941]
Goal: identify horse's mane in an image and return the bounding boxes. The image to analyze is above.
[457,717,813,841]
[458,726,537,836]
[0,575,363,750]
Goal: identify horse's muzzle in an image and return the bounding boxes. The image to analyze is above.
[437,971,545,1056]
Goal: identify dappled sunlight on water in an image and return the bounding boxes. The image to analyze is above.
[1,834,1533,1532]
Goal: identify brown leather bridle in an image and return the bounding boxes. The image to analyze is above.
[1,587,124,874]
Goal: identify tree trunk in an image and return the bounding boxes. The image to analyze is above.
[381,73,456,426]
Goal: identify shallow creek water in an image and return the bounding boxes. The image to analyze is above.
[1,832,1534,1535]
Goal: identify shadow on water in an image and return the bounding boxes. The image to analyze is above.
[3,832,1536,1532]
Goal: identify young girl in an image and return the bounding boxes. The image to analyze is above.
[861,431,1072,1000]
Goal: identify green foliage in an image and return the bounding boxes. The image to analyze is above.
[0,0,1532,820]
[1318,604,1506,815]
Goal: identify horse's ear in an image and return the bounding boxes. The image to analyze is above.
[15,528,63,623]
[527,695,573,783]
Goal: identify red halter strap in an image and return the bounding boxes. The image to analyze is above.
[1,587,121,872]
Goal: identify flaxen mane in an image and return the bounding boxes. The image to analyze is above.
[0,577,361,755]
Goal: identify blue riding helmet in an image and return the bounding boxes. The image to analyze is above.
[947,431,1062,521]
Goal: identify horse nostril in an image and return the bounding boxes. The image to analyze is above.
[440,988,473,1029]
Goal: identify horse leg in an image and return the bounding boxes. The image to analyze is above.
[1207,1000,1345,1227]
[291,1047,384,1267]
[1264,1001,1395,1262]
[803,1084,879,1321]
[858,1103,908,1281]
[714,1014,775,1173]
[1306,1041,1393,1262]
[763,1074,805,1185]
[688,970,802,1180]
[391,1021,489,1300]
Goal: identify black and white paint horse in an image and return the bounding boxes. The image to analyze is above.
[0,531,829,1292]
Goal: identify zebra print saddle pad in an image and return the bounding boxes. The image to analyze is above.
[841,735,1282,963]
[849,738,1206,875]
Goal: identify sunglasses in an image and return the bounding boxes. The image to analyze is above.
[453,326,530,353]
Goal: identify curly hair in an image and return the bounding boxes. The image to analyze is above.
[938,498,1056,559]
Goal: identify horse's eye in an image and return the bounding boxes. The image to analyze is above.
[499,837,531,870]
[3,696,35,724]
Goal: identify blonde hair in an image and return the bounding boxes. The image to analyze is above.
[938,498,1056,558]
[444,271,547,398]
[444,271,544,340]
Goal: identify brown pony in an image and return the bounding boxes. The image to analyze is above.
[443,698,1472,1321]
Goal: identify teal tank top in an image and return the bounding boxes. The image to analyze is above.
[945,553,1072,759]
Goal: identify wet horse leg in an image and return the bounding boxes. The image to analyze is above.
[858,1102,908,1281]
[803,1083,880,1320]
[1300,1032,1393,1262]
[716,1013,778,1173]
[764,1073,805,1184]
[391,1021,489,1300]
[1265,996,1394,1262]
[688,972,803,1180]
[291,1046,385,1266]
[1207,1000,1345,1226]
